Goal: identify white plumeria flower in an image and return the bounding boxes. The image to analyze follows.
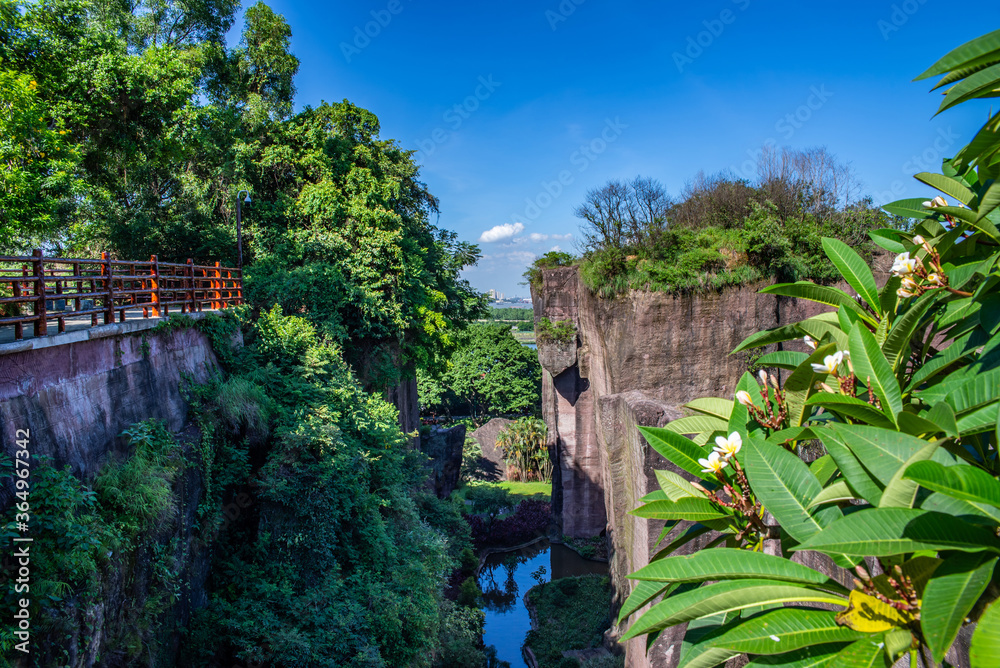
[928,272,946,287]
[803,335,817,350]
[897,286,918,299]
[698,451,728,475]
[714,432,743,459]
[922,201,933,208]
[891,252,919,276]
[933,196,947,207]
[758,369,768,385]
[810,351,844,375]
[735,390,754,407]
[912,235,925,244]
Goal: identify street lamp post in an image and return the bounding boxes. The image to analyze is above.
[236,190,251,268]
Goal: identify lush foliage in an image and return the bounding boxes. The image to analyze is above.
[524,575,616,668]
[488,307,534,322]
[524,251,577,289]
[536,317,577,346]
[417,323,542,421]
[0,0,485,387]
[571,156,899,297]
[182,307,480,667]
[621,31,1000,668]
[496,417,552,482]
[466,499,551,550]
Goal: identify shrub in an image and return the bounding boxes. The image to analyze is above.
[536,317,576,346]
[524,575,613,668]
[495,418,552,482]
[467,499,551,549]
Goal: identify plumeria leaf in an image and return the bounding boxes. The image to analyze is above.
[791,508,1000,557]
[685,397,736,421]
[744,438,842,542]
[805,394,894,429]
[914,172,977,205]
[882,198,938,220]
[882,292,938,374]
[836,589,913,632]
[848,325,903,425]
[631,498,732,521]
[920,491,1000,524]
[921,554,997,663]
[904,460,1000,509]
[690,608,867,663]
[822,423,948,486]
[878,441,939,509]
[821,238,881,314]
[617,580,674,624]
[761,282,873,322]
[628,549,845,590]
[639,426,716,482]
[621,580,847,641]
[785,343,839,428]
[807,480,855,509]
[666,415,730,438]
[809,455,839,486]
[971,599,1000,668]
[817,428,884,505]
[825,636,889,668]
[926,401,960,438]
[757,351,810,371]
[917,29,1000,80]
[869,229,906,253]
[745,645,846,667]
[654,469,704,501]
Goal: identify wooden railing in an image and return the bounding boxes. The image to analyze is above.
[0,250,242,342]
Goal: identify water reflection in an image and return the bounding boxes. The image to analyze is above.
[478,540,607,667]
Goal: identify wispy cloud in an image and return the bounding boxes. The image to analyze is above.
[479,222,525,243]
[528,232,573,243]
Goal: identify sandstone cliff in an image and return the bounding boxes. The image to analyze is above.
[531,266,879,668]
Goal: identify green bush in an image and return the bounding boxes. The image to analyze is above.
[536,318,576,346]
[525,575,613,668]
[524,251,577,288]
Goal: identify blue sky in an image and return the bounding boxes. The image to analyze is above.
[232,1,1000,297]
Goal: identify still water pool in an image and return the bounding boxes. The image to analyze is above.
[478,540,608,667]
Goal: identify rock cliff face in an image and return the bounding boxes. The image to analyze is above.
[0,318,229,667]
[531,266,872,668]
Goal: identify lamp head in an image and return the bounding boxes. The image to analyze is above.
[244,194,252,203]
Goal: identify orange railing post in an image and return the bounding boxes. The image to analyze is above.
[102,252,113,325]
[150,255,160,318]
[32,249,47,337]
[214,261,222,309]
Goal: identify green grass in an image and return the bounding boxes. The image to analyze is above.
[499,480,551,501]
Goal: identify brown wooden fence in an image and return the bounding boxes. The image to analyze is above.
[0,250,242,342]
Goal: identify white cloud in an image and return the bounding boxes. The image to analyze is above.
[528,232,573,243]
[479,222,524,243]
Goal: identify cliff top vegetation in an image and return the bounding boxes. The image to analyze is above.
[530,148,905,298]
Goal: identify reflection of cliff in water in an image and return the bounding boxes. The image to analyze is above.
[478,539,608,667]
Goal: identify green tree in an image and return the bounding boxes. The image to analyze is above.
[420,323,541,420]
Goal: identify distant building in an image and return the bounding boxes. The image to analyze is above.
[488,289,496,299]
